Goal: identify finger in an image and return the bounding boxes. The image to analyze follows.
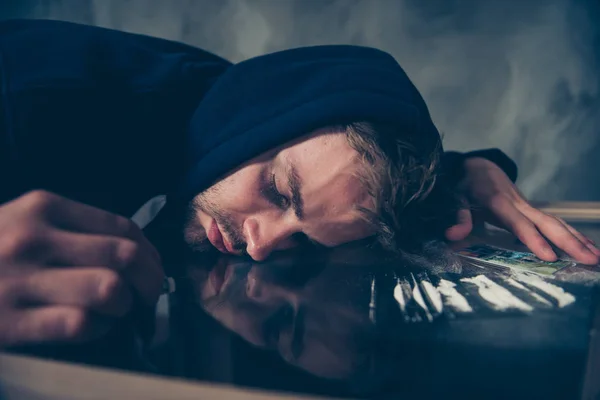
[490,200,557,261]
[555,217,600,257]
[445,208,473,242]
[531,214,600,265]
[25,191,162,265]
[0,307,112,346]
[11,269,133,317]
[45,231,163,305]
[528,211,599,265]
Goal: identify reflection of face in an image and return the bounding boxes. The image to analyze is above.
[183,129,375,261]
[186,254,374,380]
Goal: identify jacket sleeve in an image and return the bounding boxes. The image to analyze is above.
[442,148,519,185]
[0,19,231,215]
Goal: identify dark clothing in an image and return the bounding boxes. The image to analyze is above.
[0,19,516,216]
[182,45,444,200]
[0,19,230,215]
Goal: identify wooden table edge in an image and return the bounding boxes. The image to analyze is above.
[0,352,332,400]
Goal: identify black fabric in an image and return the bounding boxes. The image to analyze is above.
[0,19,518,216]
[443,149,519,186]
[0,19,230,215]
[178,45,444,201]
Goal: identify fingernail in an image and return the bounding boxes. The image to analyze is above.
[542,247,557,260]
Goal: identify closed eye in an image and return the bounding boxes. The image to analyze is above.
[263,170,289,209]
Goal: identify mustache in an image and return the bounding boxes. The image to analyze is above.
[215,213,247,253]
[202,262,253,310]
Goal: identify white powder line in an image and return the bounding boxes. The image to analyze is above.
[400,278,417,322]
[513,272,576,308]
[411,273,433,322]
[461,275,533,312]
[393,279,406,312]
[369,276,376,324]
[504,277,553,306]
[421,280,443,314]
[437,279,473,313]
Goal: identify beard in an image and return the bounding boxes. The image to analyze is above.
[188,186,247,255]
[181,200,215,254]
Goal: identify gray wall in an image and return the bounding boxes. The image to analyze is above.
[2,0,599,201]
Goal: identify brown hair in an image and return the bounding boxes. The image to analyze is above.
[338,121,462,253]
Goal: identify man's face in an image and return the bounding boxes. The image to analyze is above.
[184,251,375,380]
[184,129,376,261]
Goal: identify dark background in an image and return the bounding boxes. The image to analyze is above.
[2,0,599,201]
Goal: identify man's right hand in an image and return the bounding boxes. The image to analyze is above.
[0,190,164,347]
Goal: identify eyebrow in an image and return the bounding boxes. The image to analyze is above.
[286,163,304,220]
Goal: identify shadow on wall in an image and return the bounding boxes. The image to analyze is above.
[1,0,599,201]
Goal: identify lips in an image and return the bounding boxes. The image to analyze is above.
[207,219,236,254]
[208,262,233,295]
[207,219,227,253]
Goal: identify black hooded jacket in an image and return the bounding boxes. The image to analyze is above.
[0,19,517,217]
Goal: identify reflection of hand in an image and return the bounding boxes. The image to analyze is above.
[445,158,600,265]
[0,191,163,347]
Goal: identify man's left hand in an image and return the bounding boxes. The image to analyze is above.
[445,157,600,265]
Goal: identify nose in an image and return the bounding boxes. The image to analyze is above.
[243,216,297,261]
[246,268,296,305]
[246,274,269,302]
